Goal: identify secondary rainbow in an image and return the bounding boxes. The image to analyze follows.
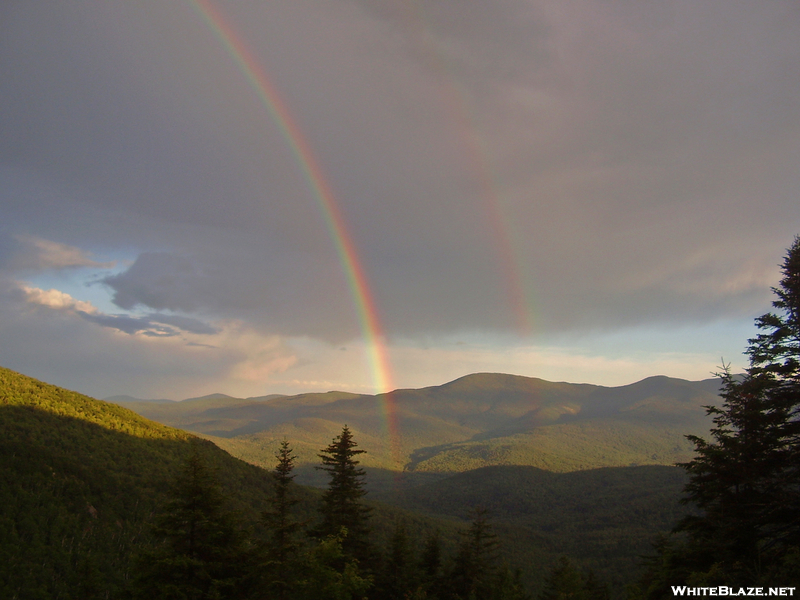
[188,0,401,465]
[389,1,535,334]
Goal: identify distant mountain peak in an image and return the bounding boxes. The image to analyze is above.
[180,393,239,402]
[103,394,175,404]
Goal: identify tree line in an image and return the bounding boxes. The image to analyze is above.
[130,425,568,599]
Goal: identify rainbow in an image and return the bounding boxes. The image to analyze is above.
[188,0,401,466]
[448,91,534,334]
[389,2,534,333]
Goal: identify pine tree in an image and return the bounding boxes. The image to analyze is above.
[447,507,505,600]
[419,530,445,599]
[132,443,250,599]
[537,557,604,600]
[674,236,800,582]
[314,425,372,564]
[374,520,420,600]
[538,557,586,600]
[294,530,372,600]
[260,440,304,600]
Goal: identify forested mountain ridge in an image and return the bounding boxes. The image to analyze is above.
[373,464,690,590]
[2,364,705,597]
[0,366,302,597]
[1,366,471,597]
[112,372,722,484]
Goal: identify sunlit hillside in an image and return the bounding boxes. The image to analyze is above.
[0,366,285,597]
[113,373,721,489]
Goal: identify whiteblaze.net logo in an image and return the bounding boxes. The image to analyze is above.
[672,587,796,597]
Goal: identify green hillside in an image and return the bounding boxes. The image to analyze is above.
[1,365,708,597]
[0,366,300,598]
[113,373,721,485]
[0,367,527,595]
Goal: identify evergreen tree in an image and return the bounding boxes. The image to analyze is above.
[259,440,304,600]
[374,520,420,600]
[314,425,373,563]
[538,557,605,600]
[447,507,506,600]
[419,530,445,599]
[675,236,800,582]
[635,236,800,593]
[538,557,585,600]
[582,571,610,600]
[294,530,372,600]
[132,443,250,599]
[494,565,533,600]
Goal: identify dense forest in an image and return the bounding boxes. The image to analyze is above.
[3,237,800,598]
[0,367,530,599]
[0,362,606,599]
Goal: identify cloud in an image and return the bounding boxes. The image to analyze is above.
[0,1,798,398]
[4,282,297,398]
[77,312,179,337]
[7,236,115,273]
[99,249,361,340]
[19,283,218,338]
[146,313,220,336]
[19,285,98,314]
[102,253,204,312]
[8,1,788,344]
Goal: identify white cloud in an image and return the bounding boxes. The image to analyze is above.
[205,322,299,384]
[3,283,300,399]
[20,284,98,314]
[19,282,227,339]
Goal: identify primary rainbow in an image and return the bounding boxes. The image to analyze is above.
[188,0,401,465]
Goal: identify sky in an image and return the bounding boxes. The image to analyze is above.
[1,0,799,400]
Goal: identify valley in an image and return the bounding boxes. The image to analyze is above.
[1,365,720,597]
[111,372,721,490]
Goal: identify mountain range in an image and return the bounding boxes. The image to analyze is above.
[109,373,722,489]
[2,365,718,596]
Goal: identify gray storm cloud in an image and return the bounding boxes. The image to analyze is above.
[1,0,798,347]
[77,311,219,337]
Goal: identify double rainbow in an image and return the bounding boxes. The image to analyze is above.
[187,1,538,467]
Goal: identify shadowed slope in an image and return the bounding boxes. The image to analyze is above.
[373,464,690,591]
[0,366,287,598]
